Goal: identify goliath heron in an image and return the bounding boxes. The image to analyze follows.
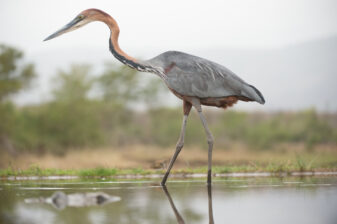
[44,8,265,186]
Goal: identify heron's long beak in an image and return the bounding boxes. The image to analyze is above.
[44,16,84,41]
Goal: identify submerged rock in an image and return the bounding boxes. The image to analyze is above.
[25,191,121,209]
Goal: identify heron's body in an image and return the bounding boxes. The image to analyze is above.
[146,51,264,106]
[44,8,265,186]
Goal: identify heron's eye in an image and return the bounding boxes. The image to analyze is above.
[78,15,84,19]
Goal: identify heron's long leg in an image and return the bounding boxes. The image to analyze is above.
[161,101,192,186]
[190,98,214,184]
[198,111,214,184]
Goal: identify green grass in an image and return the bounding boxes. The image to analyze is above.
[0,165,77,177]
[0,165,159,178]
[78,168,118,177]
[1,161,336,178]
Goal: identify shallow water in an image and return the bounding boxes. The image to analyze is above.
[1,176,337,224]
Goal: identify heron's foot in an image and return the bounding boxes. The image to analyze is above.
[161,179,167,186]
[207,169,212,185]
[161,174,168,186]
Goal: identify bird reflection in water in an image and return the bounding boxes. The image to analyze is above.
[162,185,215,224]
[24,191,120,209]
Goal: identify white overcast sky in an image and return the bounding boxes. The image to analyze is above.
[1,0,337,54]
[1,0,337,111]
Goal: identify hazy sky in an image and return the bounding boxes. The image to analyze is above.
[1,0,337,111]
[1,0,337,54]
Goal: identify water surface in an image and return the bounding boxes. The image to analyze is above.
[1,176,337,224]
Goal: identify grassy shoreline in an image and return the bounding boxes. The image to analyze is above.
[1,145,337,178]
[1,163,337,178]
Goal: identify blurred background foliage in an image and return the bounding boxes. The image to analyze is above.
[0,44,336,155]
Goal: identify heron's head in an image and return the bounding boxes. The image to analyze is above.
[44,9,107,41]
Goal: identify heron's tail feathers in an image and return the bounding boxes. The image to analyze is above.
[242,84,265,104]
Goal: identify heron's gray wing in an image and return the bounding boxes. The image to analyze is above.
[147,51,265,104]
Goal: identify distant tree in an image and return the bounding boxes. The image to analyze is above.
[0,44,36,155]
[39,64,103,150]
[52,64,93,102]
[0,44,36,101]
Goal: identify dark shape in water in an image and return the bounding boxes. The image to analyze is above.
[162,186,185,224]
[207,184,215,224]
[24,191,121,209]
[162,185,214,224]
